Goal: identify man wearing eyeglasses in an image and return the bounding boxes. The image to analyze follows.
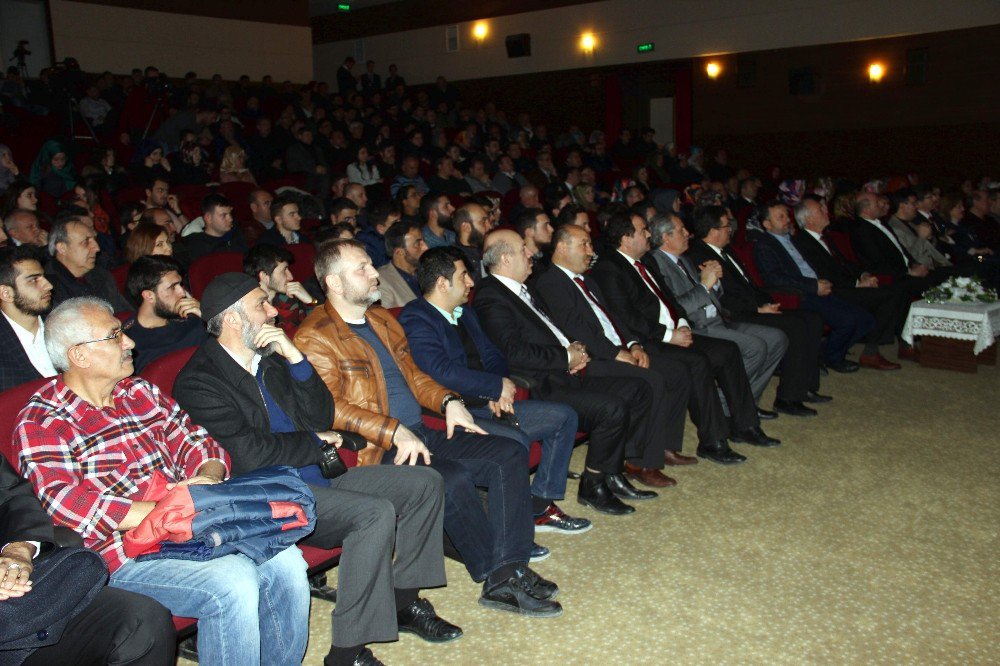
[14,296,312,665]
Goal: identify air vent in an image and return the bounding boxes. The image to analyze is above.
[446,25,459,53]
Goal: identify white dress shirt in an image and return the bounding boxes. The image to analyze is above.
[618,250,688,343]
[493,274,571,347]
[554,264,626,347]
[3,312,56,377]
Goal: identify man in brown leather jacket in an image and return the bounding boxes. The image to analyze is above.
[295,239,563,618]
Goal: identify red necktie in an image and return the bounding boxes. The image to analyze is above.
[573,276,627,345]
[634,260,678,324]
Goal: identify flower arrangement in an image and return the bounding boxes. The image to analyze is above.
[923,275,998,304]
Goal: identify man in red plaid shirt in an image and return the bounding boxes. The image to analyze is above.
[14,296,311,666]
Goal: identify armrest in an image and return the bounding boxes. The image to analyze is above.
[53,526,84,548]
[509,375,537,390]
[767,291,801,310]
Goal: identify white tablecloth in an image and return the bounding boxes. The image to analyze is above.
[901,300,1000,355]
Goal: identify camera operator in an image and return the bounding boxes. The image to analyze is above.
[118,65,172,145]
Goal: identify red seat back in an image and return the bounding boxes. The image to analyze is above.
[826,230,860,264]
[187,252,246,299]
[138,346,197,397]
[111,263,131,296]
[286,243,316,283]
[0,378,50,467]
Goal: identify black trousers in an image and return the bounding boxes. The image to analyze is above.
[22,587,175,666]
[835,285,911,344]
[735,310,823,394]
[535,372,646,473]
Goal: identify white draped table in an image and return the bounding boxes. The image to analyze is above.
[901,300,1000,372]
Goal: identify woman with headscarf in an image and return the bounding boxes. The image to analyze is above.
[129,139,171,187]
[30,139,76,198]
[219,145,257,185]
[170,140,211,186]
[0,144,20,195]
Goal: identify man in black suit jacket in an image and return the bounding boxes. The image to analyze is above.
[473,229,655,515]
[793,198,915,364]
[752,202,883,371]
[1,453,175,665]
[0,247,57,391]
[850,192,936,298]
[685,206,835,392]
[582,215,778,466]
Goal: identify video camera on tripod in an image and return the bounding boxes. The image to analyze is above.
[10,40,30,67]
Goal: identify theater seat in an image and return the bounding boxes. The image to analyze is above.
[729,242,801,310]
[138,346,197,395]
[111,263,130,295]
[286,243,316,283]
[187,252,245,299]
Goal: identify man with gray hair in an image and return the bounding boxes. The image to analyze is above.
[15,296,312,665]
[45,217,130,311]
[4,209,48,248]
[173,273,460,665]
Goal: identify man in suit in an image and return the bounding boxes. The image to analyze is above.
[887,190,953,270]
[753,201,893,371]
[795,198,916,363]
[0,454,175,666]
[644,212,816,416]
[473,229,656,513]
[360,60,381,97]
[45,218,130,313]
[399,247,591,534]
[377,221,427,308]
[685,205,835,398]
[583,216,778,466]
[850,192,935,298]
[337,56,358,95]
[0,246,57,391]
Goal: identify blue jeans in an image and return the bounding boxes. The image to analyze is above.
[110,546,309,666]
[470,400,578,501]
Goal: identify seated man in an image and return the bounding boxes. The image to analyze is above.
[399,247,591,535]
[420,193,457,249]
[0,453,176,666]
[377,221,427,309]
[257,192,306,247]
[4,210,48,248]
[179,193,247,263]
[173,273,460,666]
[850,191,934,299]
[328,197,361,232]
[124,255,208,372]
[753,201,890,370]
[454,203,493,284]
[244,244,317,336]
[473,230,656,511]
[15,296,311,665]
[295,240,562,618]
[357,202,401,268]
[0,246,57,391]
[46,217,130,312]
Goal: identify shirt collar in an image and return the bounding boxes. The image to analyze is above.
[554,263,582,281]
[493,274,526,295]
[2,310,43,343]
[658,248,680,263]
[805,229,824,243]
[429,300,463,325]
[219,340,261,375]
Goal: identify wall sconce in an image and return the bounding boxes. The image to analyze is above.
[868,62,885,83]
[472,21,488,44]
[705,61,722,79]
[580,32,596,54]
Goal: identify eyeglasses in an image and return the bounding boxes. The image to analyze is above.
[71,320,133,348]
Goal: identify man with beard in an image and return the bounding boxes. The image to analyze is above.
[245,244,318,336]
[454,203,493,284]
[377,221,428,308]
[174,273,460,666]
[124,255,208,372]
[0,246,57,390]
[143,177,188,240]
[515,208,554,273]
[421,193,457,249]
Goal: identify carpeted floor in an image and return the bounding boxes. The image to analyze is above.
[182,348,1000,665]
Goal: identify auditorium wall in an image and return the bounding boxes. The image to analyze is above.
[48,0,313,81]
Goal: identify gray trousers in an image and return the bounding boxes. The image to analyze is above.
[303,465,446,647]
[699,321,787,402]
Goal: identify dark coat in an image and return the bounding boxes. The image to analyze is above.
[0,315,44,392]
[686,239,769,318]
[46,260,130,313]
[793,231,864,289]
[752,232,820,294]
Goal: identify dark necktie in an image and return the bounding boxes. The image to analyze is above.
[573,276,626,344]
[633,260,678,324]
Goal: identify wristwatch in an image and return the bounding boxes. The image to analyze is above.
[440,393,464,413]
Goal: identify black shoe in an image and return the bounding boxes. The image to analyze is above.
[397,598,463,643]
[773,398,819,417]
[827,360,860,373]
[756,407,779,420]
[349,648,385,666]
[577,476,636,515]
[803,390,832,403]
[605,473,658,501]
[480,572,563,617]
[696,441,748,465]
[730,426,781,447]
[518,565,559,600]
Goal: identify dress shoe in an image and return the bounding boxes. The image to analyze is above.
[664,450,698,466]
[605,473,658,500]
[529,542,550,562]
[897,344,919,361]
[534,503,593,534]
[756,407,779,420]
[827,359,860,373]
[730,426,781,447]
[623,463,677,488]
[577,476,635,515]
[859,354,902,370]
[803,390,832,404]
[396,598,463,643]
[480,571,563,617]
[518,565,559,600]
[773,398,818,417]
[333,648,383,666]
[696,441,747,465]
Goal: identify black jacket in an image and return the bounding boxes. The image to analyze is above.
[172,337,335,477]
[685,239,769,318]
[850,219,914,277]
[793,231,864,289]
[47,260,130,313]
[0,315,44,392]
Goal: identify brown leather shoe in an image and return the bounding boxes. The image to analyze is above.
[859,354,902,370]
[664,451,698,466]
[623,463,677,488]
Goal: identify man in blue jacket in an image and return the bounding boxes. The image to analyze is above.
[399,247,591,536]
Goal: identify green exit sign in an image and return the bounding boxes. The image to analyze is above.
[637,42,655,54]
[337,3,351,11]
